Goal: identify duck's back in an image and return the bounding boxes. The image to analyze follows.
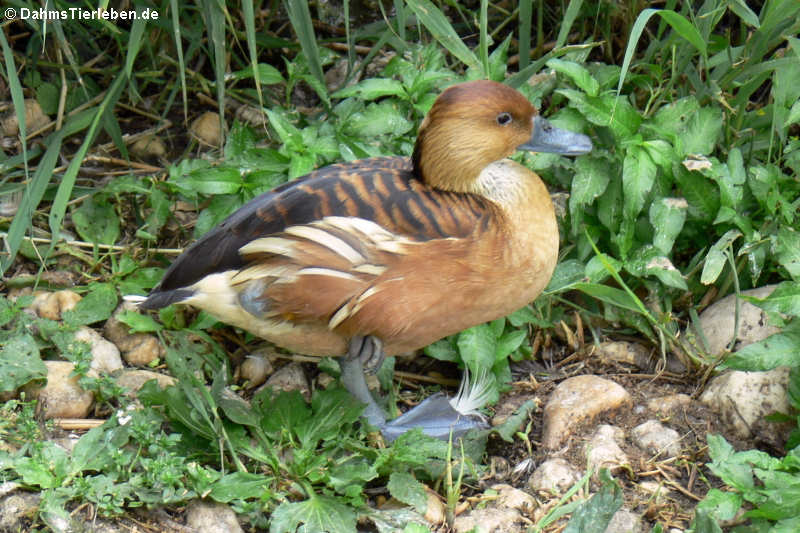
[143,155,490,311]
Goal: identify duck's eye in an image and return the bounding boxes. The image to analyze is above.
[496,112,512,126]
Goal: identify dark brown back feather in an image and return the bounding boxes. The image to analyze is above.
[152,156,490,294]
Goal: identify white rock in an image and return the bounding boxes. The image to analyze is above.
[492,484,536,513]
[453,507,525,533]
[646,394,691,414]
[692,285,778,355]
[0,492,41,531]
[25,361,96,419]
[104,303,164,366]
[700,367,791,440]
[74,327,123,374]
[115,369,176,395]
[240,354,273,388]
[529,458,581,494]
[185,500,243,533]
[586,425,629,475]
[261,363,310,401]
[29,290,81,320]
[542,376,632,449]
[604,508,642,533]
[632,420,682,458]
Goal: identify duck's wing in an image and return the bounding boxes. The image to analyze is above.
[142,156,492,314]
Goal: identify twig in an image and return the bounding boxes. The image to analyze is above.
[0,231,184,255]
[54,418,106,430]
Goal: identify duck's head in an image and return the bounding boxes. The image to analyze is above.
[412,80,592,192]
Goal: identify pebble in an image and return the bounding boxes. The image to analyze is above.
[423,486,445,525]
[542,375,632,449]
[190,111,222,147]
[586,425,629,475]
[260,363,311,401]
[646,394,692,415]
[185,500,243,533]
[453,506,525,533]
[492,484,536,514]
[25,361,96,419]
[130,134,166,159]
[692,285,778,355]
[115,369,176,395]
[528,458,582,494]
[30,290,82,320]
[631,420,682,458]
[1,99,49,136]
[239,354,273,388]
[104,303,164,366]
[0,492,41,531]
[604,508,642,533]
[73,327,123,374]
[700,366,791,442]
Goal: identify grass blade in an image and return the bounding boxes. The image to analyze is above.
[283,0,327,94]
[518,0,532,70]
[405,0,481,72]
[169,0,189,120]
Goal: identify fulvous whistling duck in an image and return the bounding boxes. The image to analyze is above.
[141,80,592,441]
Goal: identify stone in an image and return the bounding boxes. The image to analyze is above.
[185,500,243,533]
[25,361,96,419]
[646,394,691,415]
[631,420,682,458]
[542,376,632,449]
[115,369,176,394]
[692,285,779,356]
[73,327,123,374]
[586,425,629,475]
[492,484,536,513]
[700,367,791,442]
[104,303,164,366]
[190,112,222,147]
[240,354,273,388]
[30,290,81,320]
[0,491,41,531]
[260,363,310,401]
[453,507,525,533]
[529,458,581,494]
[604,508,642,533]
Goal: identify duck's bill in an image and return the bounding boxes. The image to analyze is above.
[519,116,592,156]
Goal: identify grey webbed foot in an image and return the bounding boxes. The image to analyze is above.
[340,337,492,443]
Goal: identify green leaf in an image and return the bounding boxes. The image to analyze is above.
[682,107,723,156]
[347,101,414,137]
[622,145,657,220]
[209,472,271,503]
[557,89,641,139]
[405,0,481,72]
[748,282,800,317]
[700,230,741,285]
[117,310,162,333]
[724,329,800,371]
[569,157,610,230]
[563,469,623,533]
[270,493,357,533]
[0,333,46,393]
[545,259,586,294]
[296,387,364,446]
[72,195,120,245]
[696,488,744,522]
[424,339,459,362]
[785,100,800,127]
[179,167,243,196]
[387,472,428,514]
[547,59,600,96]
[457,324,497,373]
[63,283,119,327]
[333,78,407,100]
[574,282,641,313]
[495,329,527,360]
[649,197,688,255]
[230,63,285,85]
[775,227,800,281]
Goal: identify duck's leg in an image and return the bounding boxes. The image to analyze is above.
[340,336,388,429]
[341,336,490,443]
